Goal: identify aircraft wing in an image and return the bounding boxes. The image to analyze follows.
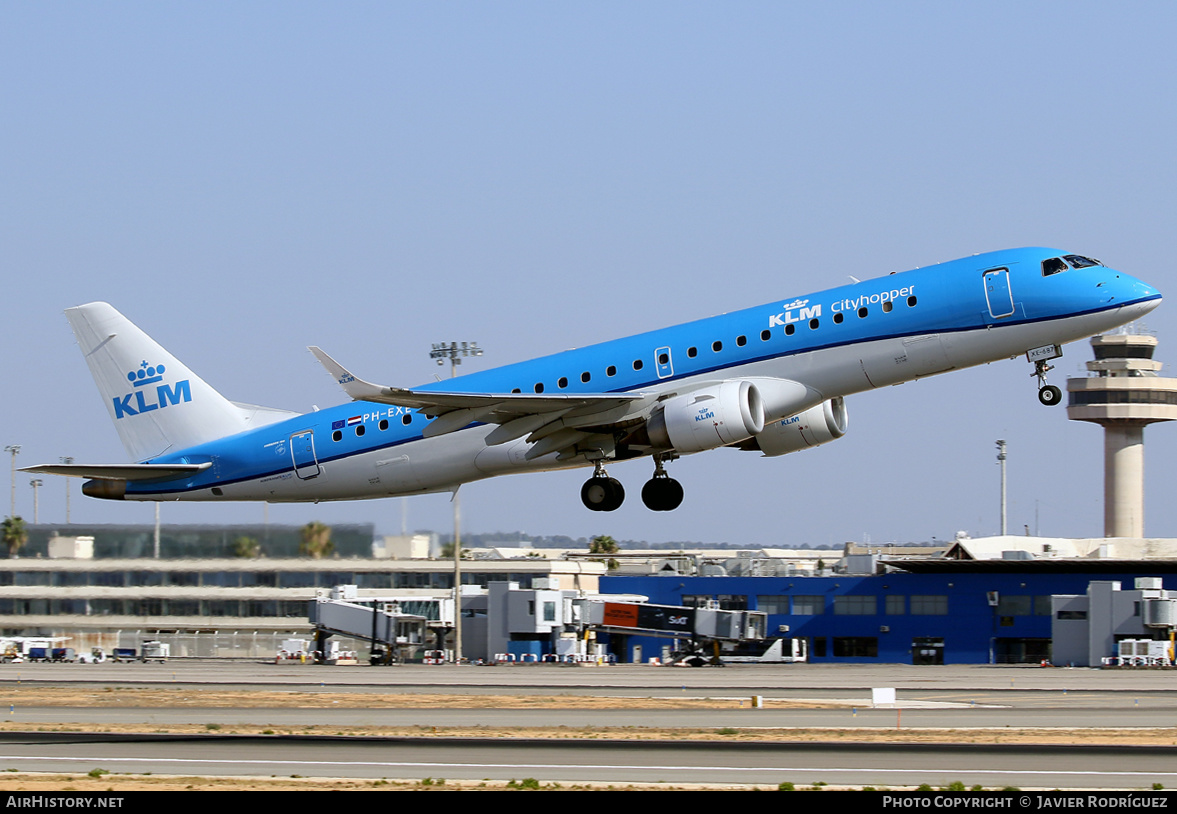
[309,346,654,452]
[20,462,211,482]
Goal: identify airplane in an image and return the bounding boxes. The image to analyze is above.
[24,248,1162,513]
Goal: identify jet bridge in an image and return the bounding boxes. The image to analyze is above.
[584,601,769,664]
[308,589,430,664]
[587,600,766,641]
[309,585,768,665]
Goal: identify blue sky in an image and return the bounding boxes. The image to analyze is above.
[3,3,1176,546]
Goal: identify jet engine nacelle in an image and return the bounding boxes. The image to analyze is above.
[747,397,848,457]
[647,380,766,453]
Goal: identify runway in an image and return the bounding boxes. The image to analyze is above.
[0,662,1173,789]
[3,702,1176,730]
[0,734,1173,789]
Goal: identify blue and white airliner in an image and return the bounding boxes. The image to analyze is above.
[24,248,1162,512]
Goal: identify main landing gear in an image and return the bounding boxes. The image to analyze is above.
[580,461,625,512]
[1032,359,1063,406]
[641,455,683,512]
[579,455,684,512]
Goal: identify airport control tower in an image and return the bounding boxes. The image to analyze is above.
[1067,332,1177,537]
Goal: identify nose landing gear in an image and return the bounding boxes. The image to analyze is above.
[1027,344,1064,406]
[1033,359,1062,406]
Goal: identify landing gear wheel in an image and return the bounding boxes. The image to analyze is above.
[1038,384,1062,406]
[641,477,684,511]
[581,476,625,512]
[1031,357,1062,407]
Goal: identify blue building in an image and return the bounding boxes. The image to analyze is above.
[604,561,1177,664]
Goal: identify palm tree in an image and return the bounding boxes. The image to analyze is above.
[1,516,27,559]
[439,540,466,560]
[588,534,620,570]
[298,521,333,559]
[232,535,261,558]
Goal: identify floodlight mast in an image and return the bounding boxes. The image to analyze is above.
[59,457,74,523]
[4,445,20,519]
[428,341,483,664]
[29,479,42,525]
[996,440,1007,536]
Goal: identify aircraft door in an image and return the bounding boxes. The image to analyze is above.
[983,268,1015,319]
[290,430,321,480]
[655,346,674,379]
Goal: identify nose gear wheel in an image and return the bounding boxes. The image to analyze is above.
[1032,359,1063,407]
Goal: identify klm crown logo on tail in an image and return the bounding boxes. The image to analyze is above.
[112,360,192,419]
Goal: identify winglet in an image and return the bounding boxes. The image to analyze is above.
[308,346,396,403]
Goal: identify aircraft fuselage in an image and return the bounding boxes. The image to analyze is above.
[98,247,1158,506]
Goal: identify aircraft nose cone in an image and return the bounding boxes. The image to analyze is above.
[1129,277,1161,305]
[1123,271,1160,295]
[1115,274,1162,318]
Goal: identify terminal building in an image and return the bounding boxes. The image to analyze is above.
[603,557,1177,664]
[0,527,605,659]
[4,525,1176,666]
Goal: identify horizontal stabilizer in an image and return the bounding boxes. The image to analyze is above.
[21,462,211,482]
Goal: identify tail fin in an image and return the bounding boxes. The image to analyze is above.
[66,302,256,462]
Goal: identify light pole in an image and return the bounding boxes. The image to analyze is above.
[29,479,42,525]
[429,341,483,664]
[59,457,74,524]
[4,445,19,519]
[996,440,1007,536]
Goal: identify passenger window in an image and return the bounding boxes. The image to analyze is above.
[402,414,412,425]
[809,318,819,329]
[858,307,868,318]
[606,365,616,377]
[355,425,365,437]
[760,330,771,341]
[882,301,893,313]
[558,376,568,389]
[332,430,342,442]
[687,346,697,358]
[736,335,747,346]
[534,383,544,393]
[581,372,591,383]
[379,419,388,431]
[633,359,643,371]
[907,296,917,307]
[712,340,723,352]
[785,324,795,336]
[833,313,844,324]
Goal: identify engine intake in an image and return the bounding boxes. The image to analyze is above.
[647,381,765,453]
[743,397,848,457]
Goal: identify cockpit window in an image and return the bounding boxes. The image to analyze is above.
[1063,254,1102,269]
[1042,257,1068,276]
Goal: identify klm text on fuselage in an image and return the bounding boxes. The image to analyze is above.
[768,284,916,328]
